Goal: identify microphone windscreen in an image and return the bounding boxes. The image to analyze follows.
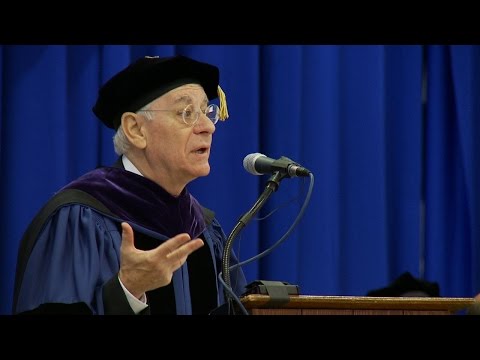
[243,153,266,175]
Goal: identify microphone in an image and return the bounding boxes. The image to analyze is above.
[243,153,311,177]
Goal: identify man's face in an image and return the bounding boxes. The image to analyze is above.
[141,83,216,190]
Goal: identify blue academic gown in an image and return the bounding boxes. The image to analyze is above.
[13,165,247,315]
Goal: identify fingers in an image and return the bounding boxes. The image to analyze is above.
[159,233,198,254]
[121,223,204,266]
[158,233,204,262]
[164,236,204,270]
[122,224,203,256]
[165,237,204,259]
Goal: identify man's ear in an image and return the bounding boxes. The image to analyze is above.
[121,112,147,149]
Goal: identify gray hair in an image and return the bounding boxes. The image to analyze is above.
[112,101,155,155]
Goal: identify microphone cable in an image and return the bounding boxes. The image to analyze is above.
[220,171,314,315]
[233,172,314,269]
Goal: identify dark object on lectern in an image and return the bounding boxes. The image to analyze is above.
[367,272,440,297]
[242,280,300,307]
[209,280,299,315]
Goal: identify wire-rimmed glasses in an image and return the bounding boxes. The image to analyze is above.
[138,103,220,126]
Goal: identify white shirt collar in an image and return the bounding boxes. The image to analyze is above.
[122,155,143,177]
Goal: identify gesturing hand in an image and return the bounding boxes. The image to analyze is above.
[118,222,204,299]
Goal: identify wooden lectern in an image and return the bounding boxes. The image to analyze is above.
[240,294,476,315]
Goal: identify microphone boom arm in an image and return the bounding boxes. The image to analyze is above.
[222,171,288,294]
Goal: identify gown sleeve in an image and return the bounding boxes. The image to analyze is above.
[14,204,136,315]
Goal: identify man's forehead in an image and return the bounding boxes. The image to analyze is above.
[163,84,208,103]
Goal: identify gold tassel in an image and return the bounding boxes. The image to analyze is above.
[217,85,229,121]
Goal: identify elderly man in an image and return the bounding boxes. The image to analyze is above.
[13,55,247,315]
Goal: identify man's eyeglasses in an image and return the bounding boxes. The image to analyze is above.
[138,104,220,126]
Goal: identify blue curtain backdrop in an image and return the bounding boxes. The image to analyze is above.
[1,45,479,314]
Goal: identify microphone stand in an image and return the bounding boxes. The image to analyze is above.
[222,171,289,311]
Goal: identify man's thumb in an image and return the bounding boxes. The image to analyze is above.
[121,222,135,249]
